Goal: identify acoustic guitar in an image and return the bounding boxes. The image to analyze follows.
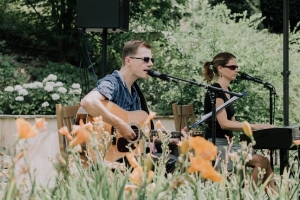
[75,100,201,162]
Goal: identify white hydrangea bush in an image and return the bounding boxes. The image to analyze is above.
[0,74,82,115]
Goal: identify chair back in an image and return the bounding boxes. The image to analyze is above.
[172,103,195,131]
[56,103,80,148]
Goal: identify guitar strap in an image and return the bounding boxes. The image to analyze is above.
[134,82,154,129]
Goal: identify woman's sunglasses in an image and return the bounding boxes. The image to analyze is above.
[223,65,239,70]
[129,57,154,64]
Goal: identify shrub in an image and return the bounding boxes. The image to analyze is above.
[0,74,81,115]
[139,1,300,126]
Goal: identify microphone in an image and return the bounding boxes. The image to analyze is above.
[148,70,179,83]
[240,72,265,84]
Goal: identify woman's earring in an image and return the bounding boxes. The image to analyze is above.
[220,73,222,77]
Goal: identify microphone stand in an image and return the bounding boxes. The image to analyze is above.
[264,82,284,172]
[166,74,244,145]
[263,82,276,125]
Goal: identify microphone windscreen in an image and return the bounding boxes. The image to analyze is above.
[240,72,248,79]
[148,70,161,77]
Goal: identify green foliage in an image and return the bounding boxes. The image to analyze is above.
[25,61,82,86]
[0,0,187,63]
[209,0,300,33]
[0,53,30,86]
[0,74,82,115]
[136,1,300,126]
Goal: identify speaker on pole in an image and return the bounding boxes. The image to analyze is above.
[77,0,129,32]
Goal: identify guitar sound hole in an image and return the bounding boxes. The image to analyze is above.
[117,125,140,152]
[131,125,140,142]
[117,138,136,152]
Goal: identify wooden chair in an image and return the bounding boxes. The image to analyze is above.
[56,103,80,149]
[172,103,196,132]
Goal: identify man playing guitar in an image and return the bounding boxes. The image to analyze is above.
[80,40,178,173]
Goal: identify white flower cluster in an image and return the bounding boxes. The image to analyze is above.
[44,85,54,92]
[2,74,82,112]
[51,93,60,100]
[23,82,43,89]
[4,86,14,92]
[42,102,50,107]
[42,74,57,82]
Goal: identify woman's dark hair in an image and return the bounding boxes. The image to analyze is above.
[202,52,236,83]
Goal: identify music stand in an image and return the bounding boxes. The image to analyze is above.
[191,95,243,129]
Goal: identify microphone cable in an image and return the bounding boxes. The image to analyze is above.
[81,30,98,83]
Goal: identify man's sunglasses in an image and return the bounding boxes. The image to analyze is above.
[223,65,239,70]
[129,57,154,64]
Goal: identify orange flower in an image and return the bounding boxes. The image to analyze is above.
[84,122,93,132]
[125,152,139,168]
[16,118,39,139]
[129,166,143,185]
[189,137,217,160]
[188,156,222,183]
[145,112,156,125]
[242,121,253,137]
[155,120,165,129]
[70,119,91,147]
[200,161,222,183]
[35,117,47,130]
[294,140,300,146]
[58,126,73,141]
[188,155,205,173]
[147,170,154,183]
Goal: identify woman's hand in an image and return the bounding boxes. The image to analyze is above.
[251,123,276,130]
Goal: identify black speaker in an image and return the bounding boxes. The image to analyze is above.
[77,0,129,32]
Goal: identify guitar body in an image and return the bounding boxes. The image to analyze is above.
[76,101,151,162]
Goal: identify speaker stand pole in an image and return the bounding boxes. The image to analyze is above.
[101,28,108,78]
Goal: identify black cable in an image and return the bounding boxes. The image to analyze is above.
[81,30,98,83]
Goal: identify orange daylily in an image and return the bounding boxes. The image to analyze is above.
[35,117,47,130]
[69,119,91,147]
[125,152,140,168]
[129,166,154,185]
[145,112,156,126]
[129,166,143,185]
[188,156,222,183]
[155,120,165,129]
[187,136,222,183]
[58,126,73,141]
[242,121,253,137]
[16,118,39,139]
[84,122,93,132]
[199,159,222,183]
[189,137,217,160]
[147,170,154,183]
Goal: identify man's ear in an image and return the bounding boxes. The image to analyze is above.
[124,57,131,65]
